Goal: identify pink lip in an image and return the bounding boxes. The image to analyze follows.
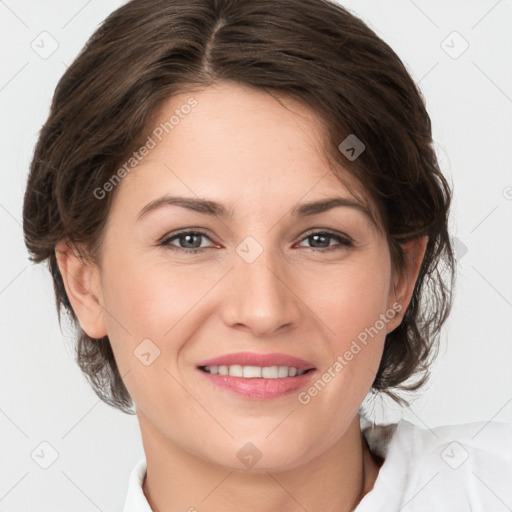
[197,351,315,371]
[199,371,316,399]
[196,352,316,400]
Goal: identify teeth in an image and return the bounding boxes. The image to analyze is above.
[203,365,307,378]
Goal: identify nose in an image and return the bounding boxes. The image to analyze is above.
[220,246,302,337]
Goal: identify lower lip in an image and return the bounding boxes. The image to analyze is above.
[198,369,316,399]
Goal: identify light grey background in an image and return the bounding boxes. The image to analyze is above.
[1,1,511,510]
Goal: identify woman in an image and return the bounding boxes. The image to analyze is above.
[22,0,510,510]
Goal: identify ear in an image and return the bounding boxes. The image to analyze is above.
[55,240,107,339]
[386,236,428,333]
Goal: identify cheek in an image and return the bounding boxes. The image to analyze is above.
[97,253,204,404]
[101,242,171,320]
[307,257,392,343]
[301,253,392,399]
[99,250,219,349]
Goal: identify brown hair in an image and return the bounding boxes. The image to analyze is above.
[23,0,455,414]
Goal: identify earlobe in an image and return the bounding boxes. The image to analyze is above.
[387,236,428,332]
[55,240,107,339]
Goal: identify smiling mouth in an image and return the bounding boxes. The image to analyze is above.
[198,365,315,378]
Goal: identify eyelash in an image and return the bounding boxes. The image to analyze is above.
[160,228,353,254]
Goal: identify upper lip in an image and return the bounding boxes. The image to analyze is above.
[197,352,316,371]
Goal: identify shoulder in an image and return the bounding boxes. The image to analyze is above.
[388,418,511,465]
[356,419,512,512]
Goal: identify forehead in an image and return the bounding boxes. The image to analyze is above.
[148,81,331,170]
[113,82,380,227]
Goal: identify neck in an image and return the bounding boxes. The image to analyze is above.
[139,413,382,512]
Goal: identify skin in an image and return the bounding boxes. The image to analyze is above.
[56,81,427,512]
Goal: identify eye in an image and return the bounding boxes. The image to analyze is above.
[160,228,353,254]
[161,229,216,253]
[295,230,353,251]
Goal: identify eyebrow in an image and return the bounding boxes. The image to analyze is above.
[137,195,377,227]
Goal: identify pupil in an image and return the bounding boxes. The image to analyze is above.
[311,234,328,248]
[182,234,201,248]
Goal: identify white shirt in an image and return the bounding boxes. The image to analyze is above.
[123,419,512,511]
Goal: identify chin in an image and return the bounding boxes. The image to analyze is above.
[198,435,316,473]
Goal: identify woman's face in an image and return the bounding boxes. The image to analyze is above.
[83,82,408,470]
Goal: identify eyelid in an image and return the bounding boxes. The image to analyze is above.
[159,228,217,247]
[297,227,353,244]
